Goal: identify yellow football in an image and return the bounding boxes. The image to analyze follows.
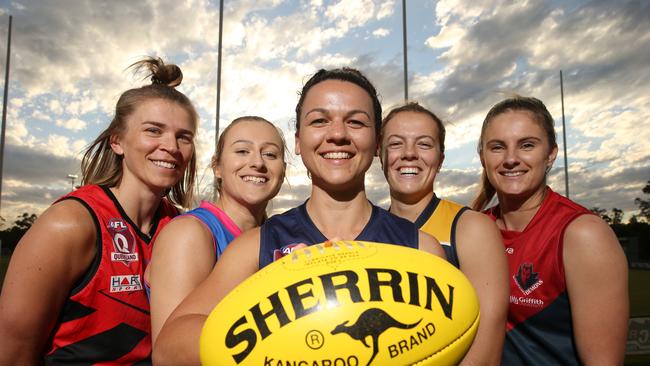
[200,241,480,366]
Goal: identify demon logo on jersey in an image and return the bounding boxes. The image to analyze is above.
[514,262,543,295]
[107,218,138,266]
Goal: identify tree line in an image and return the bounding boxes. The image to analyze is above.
[1,180,649,255]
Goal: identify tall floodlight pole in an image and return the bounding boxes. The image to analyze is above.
[1,15,13,215]
[560,70,569,198]
[402,0,408,101]
[213,0,224,201]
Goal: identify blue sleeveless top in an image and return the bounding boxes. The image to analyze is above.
[259,201,419,269]
[185,201,241,258]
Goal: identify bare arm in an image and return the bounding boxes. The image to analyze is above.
[418,230,446,258]
[455,211,508,366]
[563,214,628,365]
[148,216,216,345]
[0,201,96,365]
[153,228,261,366]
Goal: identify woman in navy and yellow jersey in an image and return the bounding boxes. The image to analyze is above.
[381,102,508,365]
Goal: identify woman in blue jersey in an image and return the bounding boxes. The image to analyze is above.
[472,95,628,365]
[147,116,286,345]
[0,57,197,364]
[380,102,508,365]
[153,67,444,364]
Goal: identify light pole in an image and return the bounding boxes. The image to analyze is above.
[67,174,78,191]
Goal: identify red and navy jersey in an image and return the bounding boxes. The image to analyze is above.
[486,187,591,365]
[44,185,178,365]
[259,201,419,269]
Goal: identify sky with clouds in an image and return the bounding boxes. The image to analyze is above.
[0,0,648,225]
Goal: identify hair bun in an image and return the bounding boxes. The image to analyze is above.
[130,56,183,88]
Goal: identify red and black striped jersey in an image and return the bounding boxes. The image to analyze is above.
[44,185,177,365]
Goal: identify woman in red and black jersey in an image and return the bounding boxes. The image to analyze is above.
[0,57,197,364]
[472,95,628,365]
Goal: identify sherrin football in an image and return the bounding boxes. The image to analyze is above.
[200,241,480,366]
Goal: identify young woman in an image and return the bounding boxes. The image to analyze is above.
[380,102,508,365]
[0,57,197,364]
[152,68,444,364]
[147,116,286,345]
[472,96,628,365]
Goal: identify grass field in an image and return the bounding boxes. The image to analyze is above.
[1,254,649,362]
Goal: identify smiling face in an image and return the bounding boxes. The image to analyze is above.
[381,111,444,204]
[295,79,377,193]
[110,98,195,195]
[480,110,558,204]
[215,119,285,209]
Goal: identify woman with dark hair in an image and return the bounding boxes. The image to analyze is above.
[147,116,286,345]
[380,101,508,365]
[472,95,628,365]
[0,57,198,364]
[153,68,444,364]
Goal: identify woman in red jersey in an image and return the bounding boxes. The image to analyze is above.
[0,57,197,364]
[472,95,628,365]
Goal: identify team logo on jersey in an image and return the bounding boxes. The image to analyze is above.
[110,275,143,293]
[107,218,138,265]
[514,262,543,295]
[273,243,308,261]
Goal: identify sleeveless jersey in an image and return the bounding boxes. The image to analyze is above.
[184,201,242,258]
[486,187,590,365]
[259,201,419,269]
[44,185,178,365]
[414,195,467,268]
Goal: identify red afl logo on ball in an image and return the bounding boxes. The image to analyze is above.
[107,218,138,266]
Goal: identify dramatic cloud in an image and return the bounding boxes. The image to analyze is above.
[0,0,647,223]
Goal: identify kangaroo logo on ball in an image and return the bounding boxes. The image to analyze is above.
[331,308,422,366]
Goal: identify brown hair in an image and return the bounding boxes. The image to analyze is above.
[211,116,287,193]
[381,101,446,154]
[81,57,198,208]
[295,67,382,138]
[471,95,558,211]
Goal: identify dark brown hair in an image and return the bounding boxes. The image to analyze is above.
[81,57,198,208]
[295,67,382,138]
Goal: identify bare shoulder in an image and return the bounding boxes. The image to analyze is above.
[457,209,500,236]
[22,199,96,253]
[455,210,503,253]
[563,213,624,264]
[565,214,617,243]
[153,215,214,253]
[418,230,445,258]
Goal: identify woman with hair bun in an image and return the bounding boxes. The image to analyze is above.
[472,95,628,365]
[147,116,286,346]
[0,57,198,364]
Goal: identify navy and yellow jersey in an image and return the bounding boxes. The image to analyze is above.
[259,201,419,269]
[45,185,177,365]
[414,195,468,268]
[486,187,591,365]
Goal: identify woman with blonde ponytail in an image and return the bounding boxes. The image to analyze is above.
[473,95,628,365]
[0,57,198,364]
